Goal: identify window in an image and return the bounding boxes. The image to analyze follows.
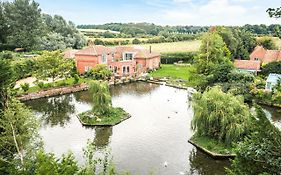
[102,54,107,63]
[123,66,126,74]
[114,66,118,73]
[254,58,259,61]
[85,66,92,72]
[123,53,133,61]
[122,66,130,74]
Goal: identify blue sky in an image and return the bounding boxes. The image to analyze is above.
[17,0,281,26]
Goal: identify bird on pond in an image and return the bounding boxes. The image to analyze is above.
[164,161,168,167]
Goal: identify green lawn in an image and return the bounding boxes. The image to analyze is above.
[150,64,193,80]
[78,107,130,126]
[190,134,235,155]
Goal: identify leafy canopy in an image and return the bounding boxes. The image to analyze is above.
[35,51,73,82]
[227,105,281,175]
[192,86,252,145]
[90,81,112,115]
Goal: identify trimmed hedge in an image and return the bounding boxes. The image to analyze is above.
[160,52,197,64]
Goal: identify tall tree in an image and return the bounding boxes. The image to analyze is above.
[195,32,231,75]
[0,98,39,173]
[0,2,7,45]
[4,0,42,50]
[192,86,252,145]
[90,81,112,115]
[35,51,73,82]
[227,105,281,175]
[0,58,15,111]
[267,7,281,18]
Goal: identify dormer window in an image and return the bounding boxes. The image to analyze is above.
[123,53,134,61]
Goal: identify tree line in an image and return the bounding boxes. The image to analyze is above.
[0,0,86,51]
[78,22,281,39]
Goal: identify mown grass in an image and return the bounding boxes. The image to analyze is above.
[191,134,235,155]
[150,64,193,80]
[78,107,129,126]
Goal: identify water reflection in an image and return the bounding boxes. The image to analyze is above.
[262,105,281,129]
[189,148,231,175]
[94,127,113,149]
[110,82,159,97]
[73,90,93,104]
[25,95,75,127]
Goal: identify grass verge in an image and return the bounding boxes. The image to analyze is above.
[78,107,130,126]
[190,134,235,155]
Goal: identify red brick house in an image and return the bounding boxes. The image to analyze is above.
[75,45,161,76]
[234,46,281,73]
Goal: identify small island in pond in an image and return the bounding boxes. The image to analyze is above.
[77,80,131,126]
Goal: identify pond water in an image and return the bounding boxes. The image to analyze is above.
[25,82,232,175]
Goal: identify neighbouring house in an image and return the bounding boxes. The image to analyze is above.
[265,73,281,91]
[234,46,281,73]
[75,45,161,76]
[234,60,261,74]
[64,49,78,59]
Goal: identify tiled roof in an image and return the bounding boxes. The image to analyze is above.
[113,46,160,59]
[250,46,267,60]
[75,45,160,59]
[75,45,111,56]
[64,49,78,59]
[263,50,281,63]
[234,60,261,71]
[250,46,281,63]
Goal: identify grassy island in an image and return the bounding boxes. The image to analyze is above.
[77,80,130,126]
[189,134,236,158]
[190,86,252,159]
[78,107,130,126]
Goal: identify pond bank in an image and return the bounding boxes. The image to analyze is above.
[188,139,236,160]
[18,80,195,102]
[18,83,89,101]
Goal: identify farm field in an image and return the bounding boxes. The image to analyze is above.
[78,28,120,34]
[273,37,281,48]
[132,40,201,53]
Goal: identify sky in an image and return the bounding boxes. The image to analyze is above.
[11,0,281,26]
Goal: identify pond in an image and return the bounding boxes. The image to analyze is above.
[25,82,231,175]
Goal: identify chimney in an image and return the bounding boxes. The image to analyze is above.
[149,45,152,53]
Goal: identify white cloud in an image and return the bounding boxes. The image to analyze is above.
[161,0,280,26]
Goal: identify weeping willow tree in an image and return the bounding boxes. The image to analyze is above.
[192,86,251,145]
[90,81,112,115]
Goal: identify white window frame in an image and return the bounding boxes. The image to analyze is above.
[101,54,107,64]
[85,66,92,72]
[122,52,134,61]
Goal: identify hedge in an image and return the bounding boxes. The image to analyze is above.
[160,52,197,64]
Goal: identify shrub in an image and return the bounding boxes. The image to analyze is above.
[37,82,44,89]
[160,52,197,64]
[84,64,112,80]
[20,83,30,92]
[132,38,141,44]
[73,74,80,84]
